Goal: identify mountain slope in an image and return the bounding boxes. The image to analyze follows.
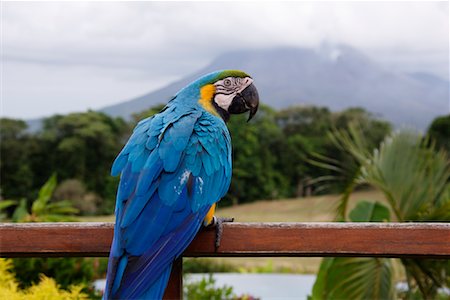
[98,46,449,129]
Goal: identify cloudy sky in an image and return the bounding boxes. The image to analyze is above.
[2,1,449,119]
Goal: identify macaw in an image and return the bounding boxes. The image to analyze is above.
[103,70,259,299]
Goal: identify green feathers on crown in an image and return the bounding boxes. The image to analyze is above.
[214,70,251,81]
[194,70,251,87]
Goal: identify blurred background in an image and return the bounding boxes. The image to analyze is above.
[1,1,449,299]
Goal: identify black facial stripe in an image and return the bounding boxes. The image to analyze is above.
[215,91,234,96]
[216,86,236,91]
[216,86,240,93]
[212,95,230,122]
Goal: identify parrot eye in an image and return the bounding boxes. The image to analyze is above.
[223,79,232,87]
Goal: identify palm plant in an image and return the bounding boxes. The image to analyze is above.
[310,124,450,299]
[3,174,79,222]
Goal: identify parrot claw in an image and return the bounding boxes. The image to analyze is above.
[211,216,234,249]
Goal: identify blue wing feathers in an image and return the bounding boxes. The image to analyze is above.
[120,179,160,230]
[124,198,173,254]
[111,154,128,177]
[104,106,232,299]
[111,256,128,295]
[116,164,138,204]
[117,204,209,299]
[140,265,172,300]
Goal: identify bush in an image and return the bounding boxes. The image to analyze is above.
[53,179,86,205]
[54,179,101,215]
[0,258,88,299]
[12,258,108,290]
[183,258,238,273]
[184,274,234,300]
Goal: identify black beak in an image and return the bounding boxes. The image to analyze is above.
[228,83,260,121]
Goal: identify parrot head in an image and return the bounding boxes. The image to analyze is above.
[179,70,260,122]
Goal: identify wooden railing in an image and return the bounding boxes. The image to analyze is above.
[1,222,449,299]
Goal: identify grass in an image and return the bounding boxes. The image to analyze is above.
[216,189,385,222]
[80,189,385,274]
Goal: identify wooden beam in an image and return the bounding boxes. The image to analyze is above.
[187,222,450,258]
[1,222,449,258]
[0,222,113,257]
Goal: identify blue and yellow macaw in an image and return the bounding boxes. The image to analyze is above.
[103,70,259,299]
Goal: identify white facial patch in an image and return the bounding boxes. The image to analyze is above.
[214,77,253,111]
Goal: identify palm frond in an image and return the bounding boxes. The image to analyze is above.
[32,174,58,214]
[311,257,395,300]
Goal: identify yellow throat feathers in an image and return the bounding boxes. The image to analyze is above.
[198,84,219,117]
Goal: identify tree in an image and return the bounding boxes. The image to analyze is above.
[226,105,288,204]
[39,111,128,213]
[274,106,335,197]
[427,114,450,153]
[276,106,391,196]
[276,106,333,137]
[0,104,392,212]
[0,118,34,199]
[333,107,391,150]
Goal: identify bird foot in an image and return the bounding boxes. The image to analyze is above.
[209,216,234,249]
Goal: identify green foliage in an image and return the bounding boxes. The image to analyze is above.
[11,258,107,290]
[398,286,450,300]
[183,258,238,273]
[0,199,17,221]
[278,106,391,197]
[226,105,288,204]
[312,126,450,299]
[183,258,295,274]
[401,259,450,299]
[0,258,88,299]
[184,274,234,300]
[238,260,295,274]
[427,114,450,153]
[54,179,101,215]
[0,104,391,211]
[39,111,128,212]
[311,257,395,300]
[0,111,129,215]
[336,129,449,221]
[362,132,449,222]
[0,118,34,200]
[1,175,106,298]
[6,174,79,222]
[11,199,28,222]
[333,108,392,148]
[276,106,334,196]
[348,200,390,222]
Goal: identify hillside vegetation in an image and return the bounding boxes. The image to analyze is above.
[1,104,391,216]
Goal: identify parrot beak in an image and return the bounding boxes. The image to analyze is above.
[228,83,260,122]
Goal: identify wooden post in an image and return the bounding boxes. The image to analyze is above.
[163,257,182,300]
